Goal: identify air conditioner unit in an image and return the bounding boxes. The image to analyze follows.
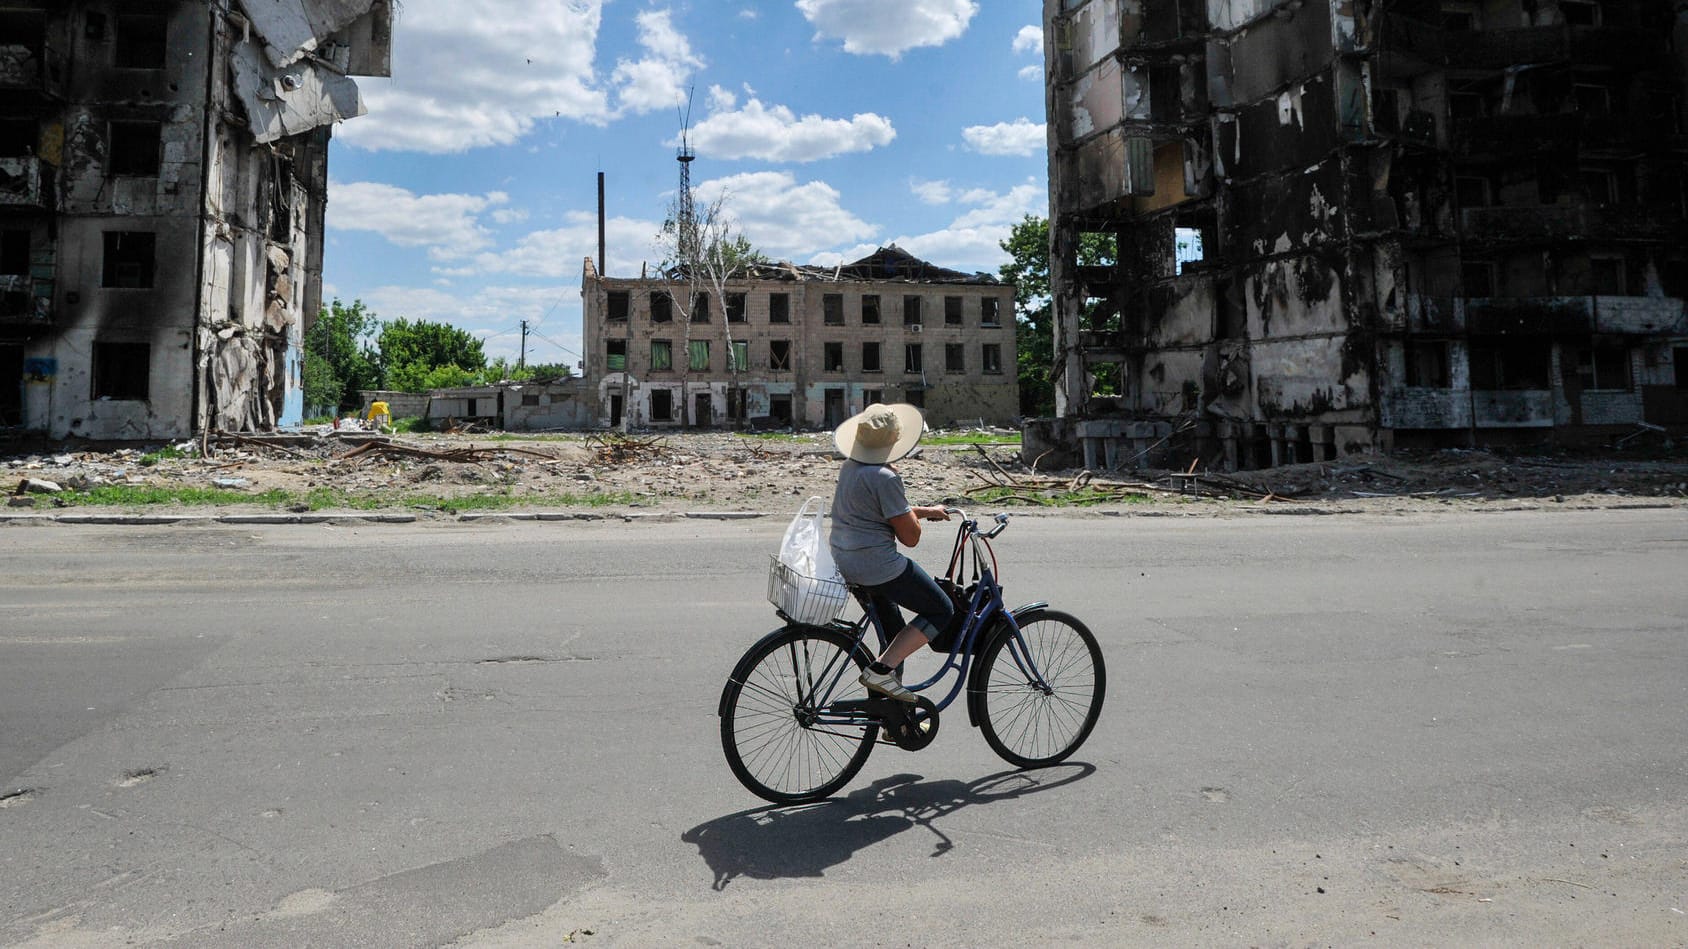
[910,324,922,333]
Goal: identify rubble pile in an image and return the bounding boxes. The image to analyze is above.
[3,430,1685,516]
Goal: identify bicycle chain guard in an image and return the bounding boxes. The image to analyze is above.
[880,696,940,751]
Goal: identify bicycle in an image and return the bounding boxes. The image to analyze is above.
[718,509,1106,804]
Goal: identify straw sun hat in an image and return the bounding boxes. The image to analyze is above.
[833,403,925,465]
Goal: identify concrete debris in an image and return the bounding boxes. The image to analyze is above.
[16,478,62,495]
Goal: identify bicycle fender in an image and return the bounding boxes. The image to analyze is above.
[965,603,1049,729]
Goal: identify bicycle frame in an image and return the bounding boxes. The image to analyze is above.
[800,512,1058,731]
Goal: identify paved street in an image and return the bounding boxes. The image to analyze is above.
[2,507,1685,946]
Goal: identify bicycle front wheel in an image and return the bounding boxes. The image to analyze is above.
[720,625,879,804]
[975,609,1105,768]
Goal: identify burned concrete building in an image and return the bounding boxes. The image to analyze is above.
[1039,0,1688,469]
[582,246,1019,430]
[0,0,390,439]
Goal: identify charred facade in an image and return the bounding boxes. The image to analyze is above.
[1039,0,1688,469]
[0,1,390,439]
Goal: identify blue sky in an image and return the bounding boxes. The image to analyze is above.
[321,0,1049,368]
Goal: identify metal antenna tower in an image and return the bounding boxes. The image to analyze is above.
[675,87,697,261]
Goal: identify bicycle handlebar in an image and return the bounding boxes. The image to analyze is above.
[941,508,1010,539]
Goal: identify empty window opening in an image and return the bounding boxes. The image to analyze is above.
[1573,83,1611,115]
[1470,338,1552,389]
[1448,92,1487,119]
[769,394,792,423]
[727,388,747,420]
[726,292,747,323]
[769,292,790,323]
[861,294,880,324]
[1461,261,1496,296]
[114,14,168,69]
[1589,256,1626,295]
[649,290,672,322]
[1440,1,1479,29]
[730,340,748,372]
[982,344,1004,375]
[1582,167,1618,205]
[0,119,35,157]
[687,340,709,371]
[1,229,26,274]
[650,339,672,371]
[108,122,161,176]
[1559,0,1601,25]
[944,296,963,325]
[92,342,150,400]
[690,292,710,323]
[606,290,629,321]
[945,343,965,373]
[1174,227,1206,273]
[1580,340,1631,390]
[824,342,844,372]
[905,388,925,409]
[102,231,155,288]
[1674,347,1688,389]
[1405,340,1451,387]
[651,389,673,421]
[605,338,627,371]
[863,388,882,406]
[770,339,792,371]
[905,343,923,373]
[903,295,922,326]
[1454,175,1491,208]
[861,341,881,373]
[522,392,540,407]
[823,293,844,325]
[981,296,1002,326]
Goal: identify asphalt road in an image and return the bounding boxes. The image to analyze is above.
[1,507,1685,947]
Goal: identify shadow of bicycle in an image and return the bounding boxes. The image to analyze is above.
[682,763,1096,890]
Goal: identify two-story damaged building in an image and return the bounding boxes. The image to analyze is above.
[581,246,1019,430]
[1039,0,1688,470]
[0,0,390,439]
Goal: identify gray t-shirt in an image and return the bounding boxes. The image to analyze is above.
[829,460,913,586]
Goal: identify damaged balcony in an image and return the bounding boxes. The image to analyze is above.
[1376,15,1655,71]
[1458,205,1672,243]
[0,156,51,209]
[0,11,66,100]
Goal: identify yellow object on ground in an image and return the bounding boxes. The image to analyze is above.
[367,401,391,427]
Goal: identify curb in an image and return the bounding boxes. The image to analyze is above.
[0,512,417,526]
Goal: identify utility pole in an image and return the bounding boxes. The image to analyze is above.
[518,319,528,370]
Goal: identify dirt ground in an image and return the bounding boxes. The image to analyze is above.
[5,426,1688,518]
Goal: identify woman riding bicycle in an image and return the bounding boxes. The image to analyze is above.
[829,403,953,703]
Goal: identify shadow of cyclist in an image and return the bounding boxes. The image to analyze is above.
[682,763,1095,890]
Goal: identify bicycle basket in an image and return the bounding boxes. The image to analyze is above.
[767,555,849,625]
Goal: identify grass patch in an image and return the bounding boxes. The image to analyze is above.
[967,485,1157,507]
[138,445,191,467]
[57,483,639,514]
[926,433,1022,447]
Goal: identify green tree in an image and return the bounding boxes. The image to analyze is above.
[376,318,487,393]
[303,299,380,413]
[998,216,1115,417]
[655,192,765,428]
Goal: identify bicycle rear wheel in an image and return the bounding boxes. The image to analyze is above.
[975,609,1105,768]
[720,625,879,804]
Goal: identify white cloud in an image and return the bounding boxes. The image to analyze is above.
[610,9,705,116]
[961,117,1047,156]
[688,88,896,162]
[816,179,1043,273]
[1018,64,1042,82]
[327,181,507,258]
[909,178,953,204]
[796,0,978,59]
[335,0,605,153]
[1012,25,1042,54]
[694,172,876,259]
[360,284,584,364]
[439,212,663,280]
[491,208,530,225]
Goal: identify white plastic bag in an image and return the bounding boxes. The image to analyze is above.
[769,497,847,624]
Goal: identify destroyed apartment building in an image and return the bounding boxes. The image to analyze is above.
[0,0,390,439]
[1037,0,1688,470]
[582,246,1019,430]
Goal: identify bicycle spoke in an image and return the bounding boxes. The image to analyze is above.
[977,612,1104,768]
